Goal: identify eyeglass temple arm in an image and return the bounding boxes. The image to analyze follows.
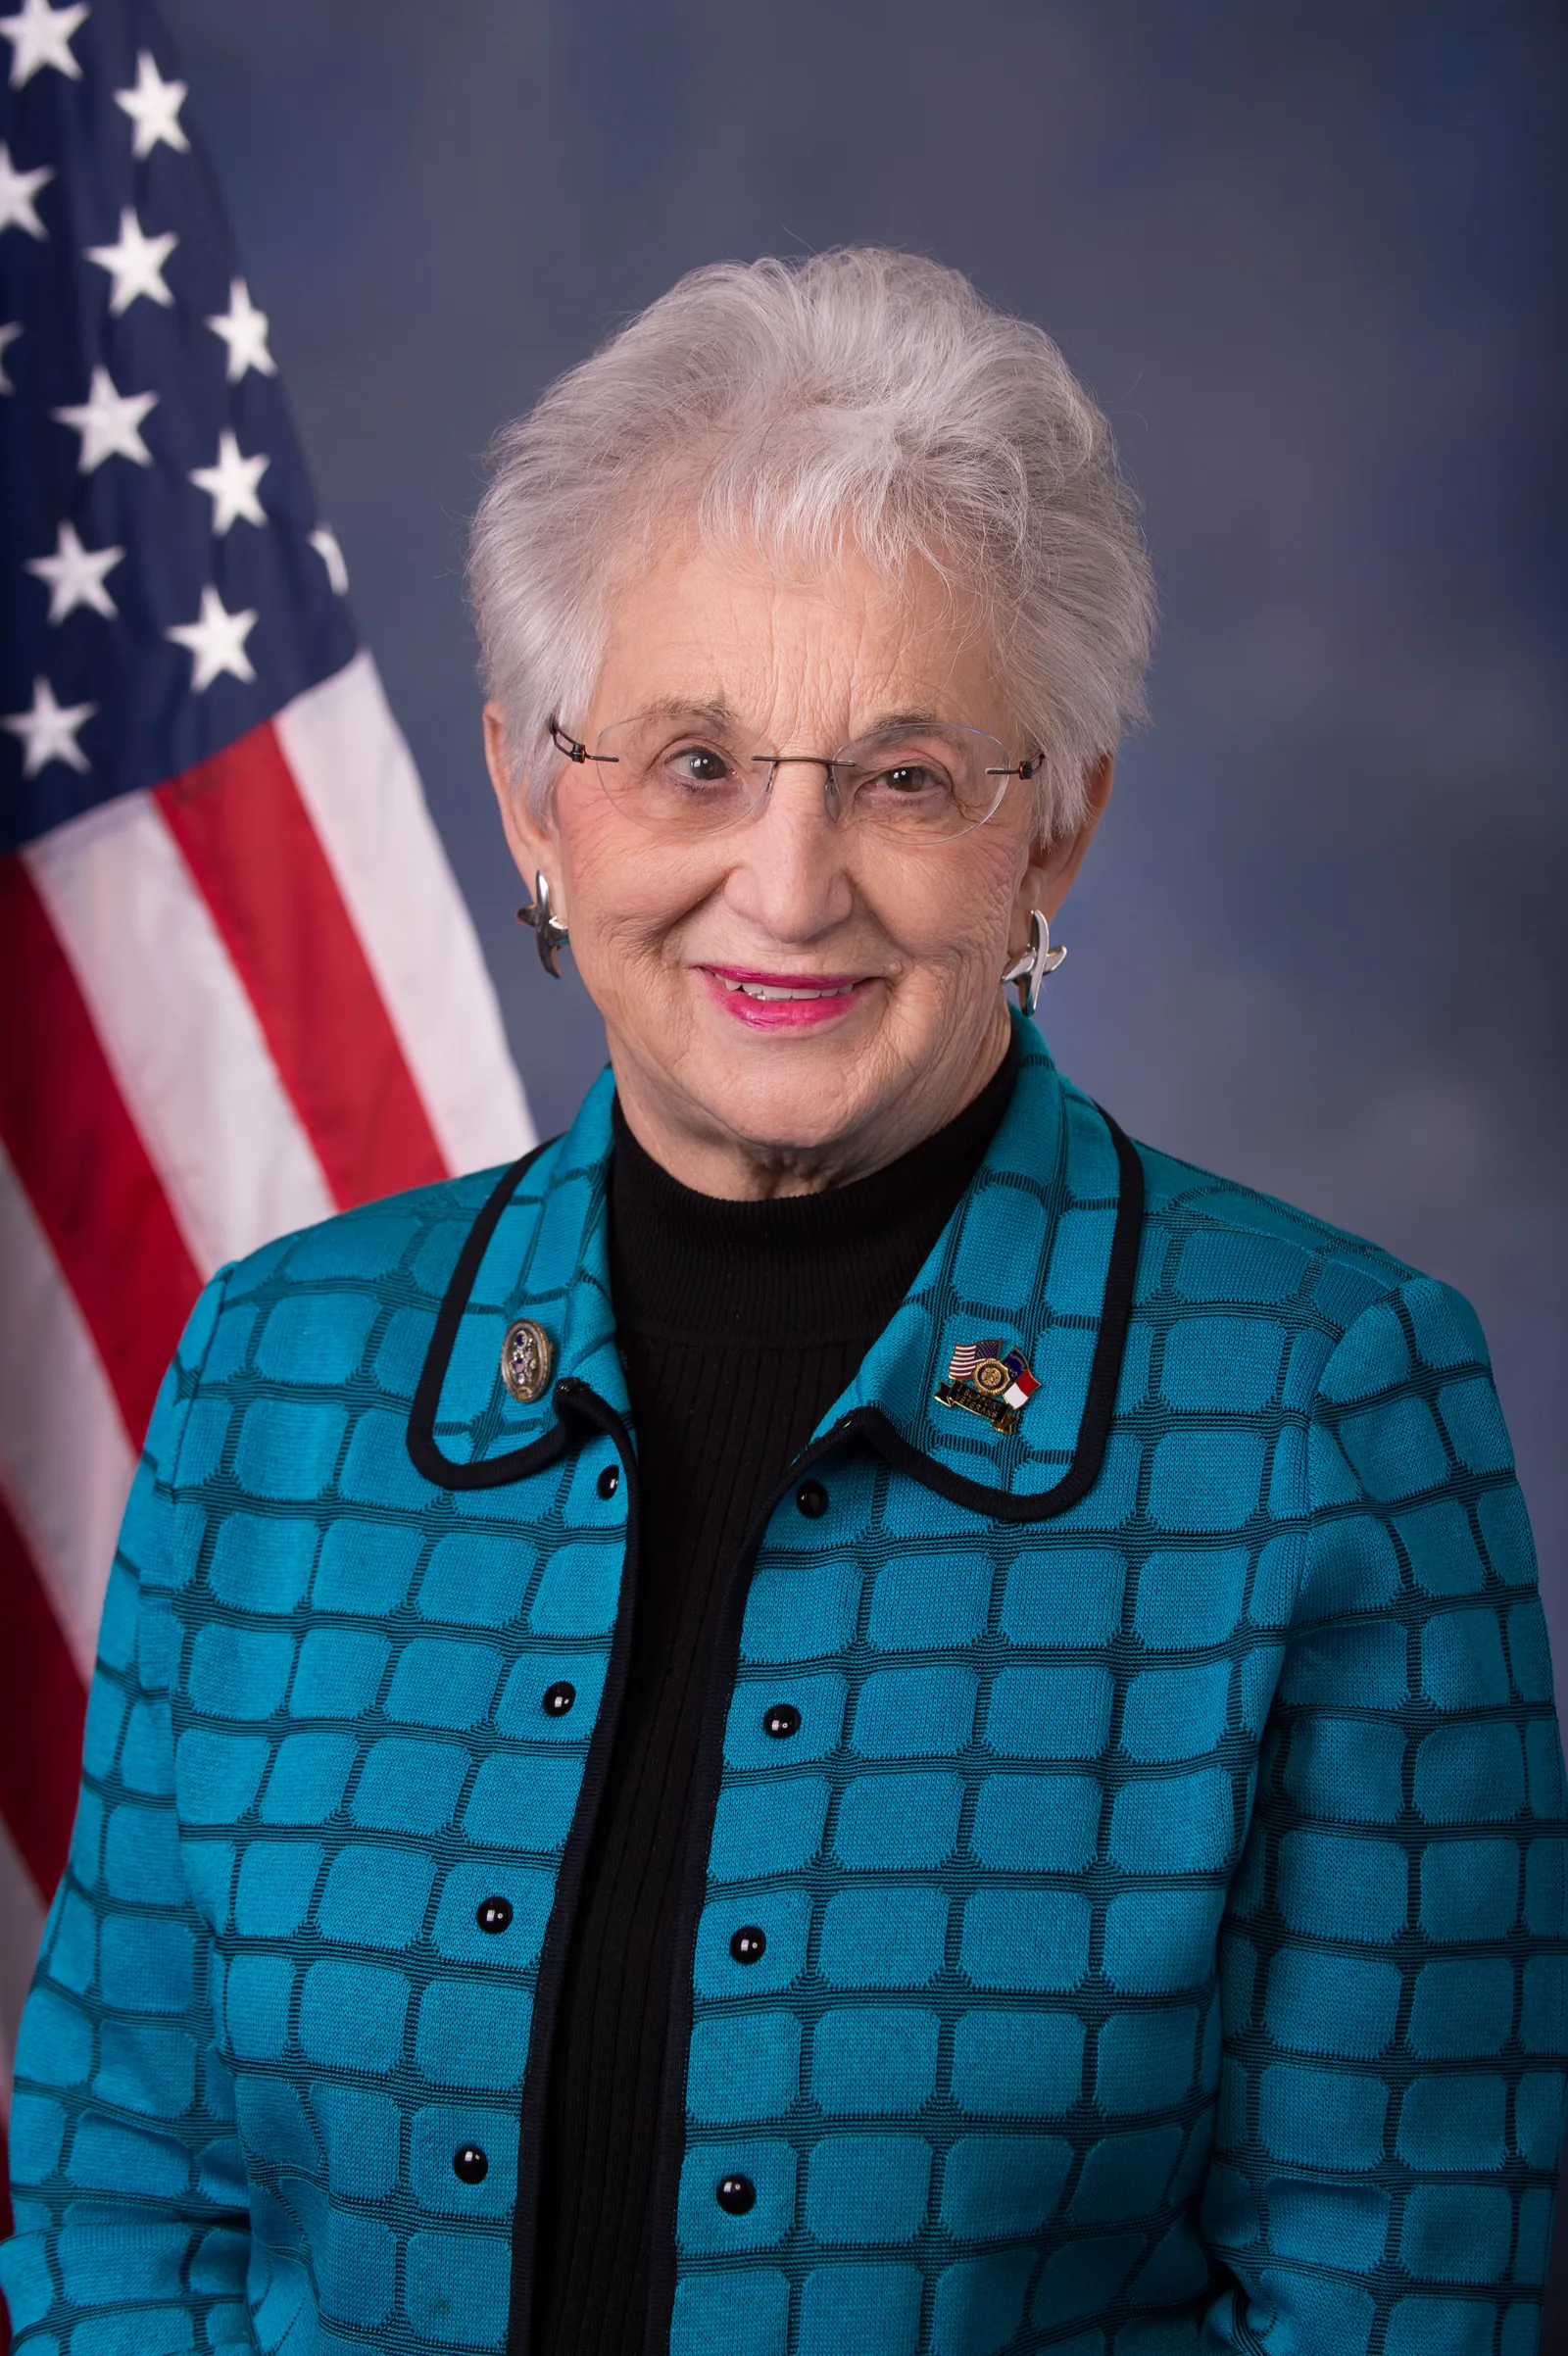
[548,716,619,764]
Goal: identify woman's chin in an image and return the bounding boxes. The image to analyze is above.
[678,1021,894,1158]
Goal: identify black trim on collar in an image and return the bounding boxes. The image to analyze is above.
[405,1137,572,1490]
[851,1105,1145,1522]
[406,1104,1142,1511]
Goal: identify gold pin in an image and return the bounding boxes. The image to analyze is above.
[500,1318,554,1404]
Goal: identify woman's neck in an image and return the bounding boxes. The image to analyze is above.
[608,1025,1019,1347]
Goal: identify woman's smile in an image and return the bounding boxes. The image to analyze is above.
[699,962,877,1028]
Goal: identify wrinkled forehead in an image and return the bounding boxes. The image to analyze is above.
[587,530,1012,746]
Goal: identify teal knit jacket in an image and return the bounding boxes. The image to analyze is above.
[4,1020,1564,2355]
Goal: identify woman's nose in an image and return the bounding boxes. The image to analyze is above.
[721,763,856,937]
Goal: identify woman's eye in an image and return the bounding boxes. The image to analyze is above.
[672,745,731,785]
[878,762,944,796]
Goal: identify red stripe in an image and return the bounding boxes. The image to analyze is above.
[0,855,199,1444]
[0,1496,86,1903]
[156,721,448,1207]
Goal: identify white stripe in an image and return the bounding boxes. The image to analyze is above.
[24,791,335,1274]
[0,1142,134,1681]
[0,1810,48,2132]
[275,652,535,1172]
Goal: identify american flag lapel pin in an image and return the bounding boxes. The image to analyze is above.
[935,1336,1041,1436]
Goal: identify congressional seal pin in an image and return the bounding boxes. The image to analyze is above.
[500,1318,554,1404]
[935,1336,1040,1437]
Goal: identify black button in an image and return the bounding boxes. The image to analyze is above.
[475,1895,513,1935]
[453,2145,488,2184]
[763,1702,802,1741]
[795,1480,828,1519]
[597,1463,619,1499]
[730,1924,766,1964]
[716,2173,756,2215]
[543,1682,576,1716]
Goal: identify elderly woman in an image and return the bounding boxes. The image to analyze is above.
[4,250,1564,2356]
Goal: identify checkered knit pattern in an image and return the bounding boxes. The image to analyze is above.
[3,1021,1563,2355]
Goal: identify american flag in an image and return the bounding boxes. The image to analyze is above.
[947,1338,1040,1412]
[0,0,532,2243]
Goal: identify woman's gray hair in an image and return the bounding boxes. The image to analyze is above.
[469,247,1155,837]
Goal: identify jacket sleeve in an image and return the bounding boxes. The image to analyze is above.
[1201,1274,1567,2351]
[0,1273,254,2349]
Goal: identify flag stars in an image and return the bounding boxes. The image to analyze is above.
[52,365,156,470]
[26,520,123,622]
[310,524,349,595]
[0,0,86,89]
[205,277,275,382]
[166,584,258,692]
[86,207,177,315]
[2,675,94,775]
[0,319,20,390]
[114,49,189,157]
[189,428,269,535]
[0,142,50,238]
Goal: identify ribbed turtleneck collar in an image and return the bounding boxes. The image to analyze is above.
[608,1029,1019,1350]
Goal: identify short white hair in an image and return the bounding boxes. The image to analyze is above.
[469,247,1155,836]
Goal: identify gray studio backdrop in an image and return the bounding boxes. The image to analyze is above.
[160,3,1565,1654]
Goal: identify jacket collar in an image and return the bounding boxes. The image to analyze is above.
[407,1013,1142,1523]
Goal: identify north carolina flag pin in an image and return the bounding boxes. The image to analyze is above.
[935,1337,1041,1435]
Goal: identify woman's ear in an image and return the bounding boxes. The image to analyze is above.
[1021,753,1114,918]
[484,701,556,883]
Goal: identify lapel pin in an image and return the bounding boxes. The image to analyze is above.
[501,1317,555,1404]
[936,1336,1040,1436]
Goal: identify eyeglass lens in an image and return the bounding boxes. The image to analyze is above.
[578,712,1019,842]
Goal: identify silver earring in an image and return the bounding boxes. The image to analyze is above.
[516,871,570,977]
[1002,908,1066,1015]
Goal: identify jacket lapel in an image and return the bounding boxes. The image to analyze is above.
[814,1018,1144,1522]
[407,1068,628,1488]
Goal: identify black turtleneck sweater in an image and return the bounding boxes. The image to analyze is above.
[534,1032,1019,2354]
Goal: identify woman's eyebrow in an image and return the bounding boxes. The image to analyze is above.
[636,695,741,726]
[628,699,950,738]
[770,709,949,743]
[856,708,943,733]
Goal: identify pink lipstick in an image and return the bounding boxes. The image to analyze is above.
[700,965,873,1030]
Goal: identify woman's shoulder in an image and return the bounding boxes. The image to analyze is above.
[1135,1135,1416,1280]
[220,1129,568,1301]
[177,1148,566,1408]
[150,1153,567,1523]
[1128,1131,1492,1377]
[221,1159,523,1300]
